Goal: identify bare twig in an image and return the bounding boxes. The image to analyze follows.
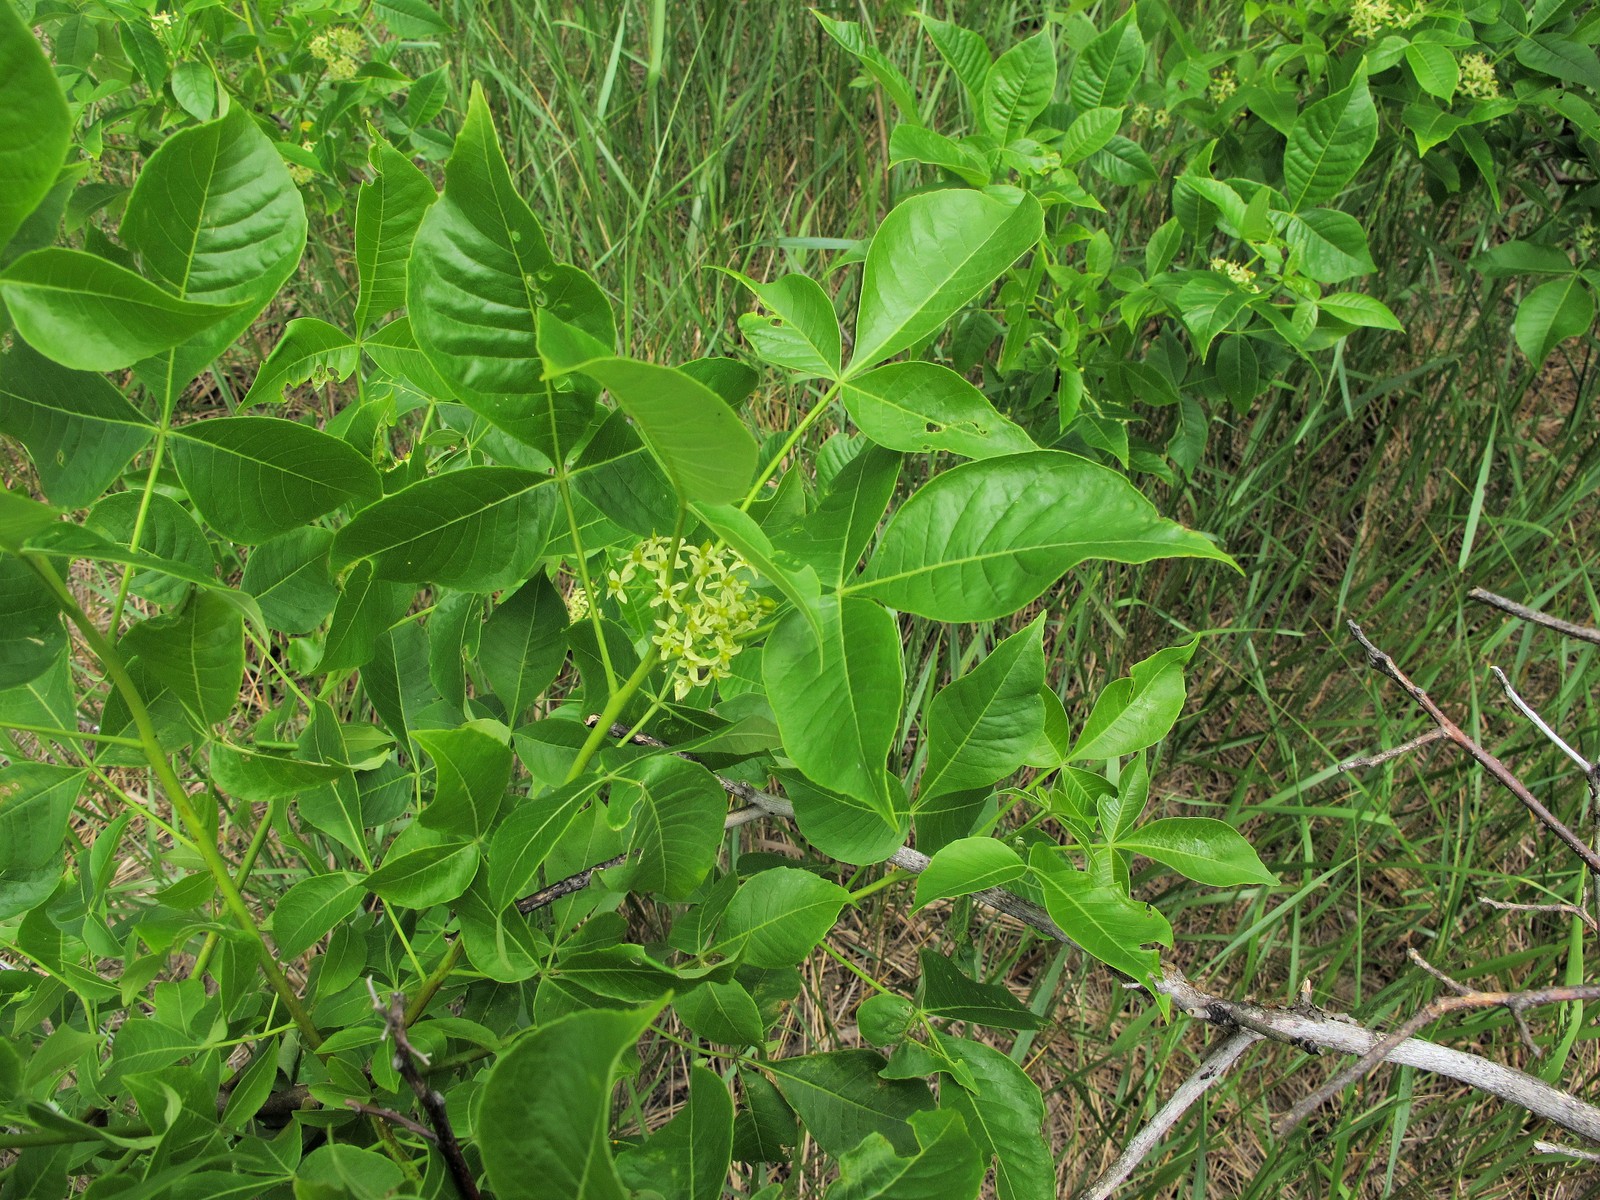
[370,983,481,1200]
[514,852,632,915]
[1272,950,1600,1140]
[1479,894,1599,934]
[1469,588,1600,647]
[1337,727,1447,772]
[1536,1140,1600,1164]
[344,1100,437,1142]
[1488,666,1600,807]
[1076,1029,1262,1200]
[553,723,1600,1146]
[1346,622,1600,876]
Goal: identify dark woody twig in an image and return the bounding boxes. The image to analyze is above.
[344,1100,437,1142]
[1346,621,1600,876]
[1480,894,1599,934]
[514,852,632,915]
[1468,588,1600,647]
[369,982,481,1200]
[1337,727,1447,772]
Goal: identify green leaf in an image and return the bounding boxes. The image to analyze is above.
[170,61,218,121]
[918,16,990,106]
[784,771,910,867]
[364,839,479,908]
[887,125,990,187]
[120,105,307,402]
[857,452,1232,621]
[210,745,344,802]
[776,445,899,588]
[333,466,556,591]
[815,14,921,124]
[121,590,243,727]
[917,949,1042,1030]
[1284,209,1376,284]
[354,140,437,334]
[675,980,766,1046]
[1059,106,1124,165]
[1117,817,1278,886]
[615,1065,734,1200]
[841,363,1036,461]
[0,342,155,506]
[242,528,338,634]
[931,1035,1054,1200]
[86,491,213,608]
[690,501,823,640]
[1176,273,1249,361]
[763,597,902,823]
[982,32,1056,144]
[920,617,1045,802]
[457,875,546,982]
[1319,292,1404,331]
[480,573,568,723]
[487,780,597,909]
[414,719,512,839]
[913,838,1026,909]
[315,560,413,673]
[848,189,1043,374]
[0,763,85,880]
[828,1110,983,1200]
[0,2,71,251]
[1406,41,1458,99]
[1097,752,1150,846]
[1515,32,1600,90]
[717,866,853,968]
[1514,275,1594,366]
[242,319,357,406]
[479,1001,666,1200]
[569,408,677,537]
[0,556,66,690]
[1282,74,1377,210]
[542,346,757,505]
[1070,638,1197,761]
[0,248,241,372]
[612,755,726,901]
[271,872,366,958]
[731,271,842,378]
[1470,240,1574,278]
[1069,7,1146,109]
[169,416,381,544]
[1032,850,1171,982]
[408,87,612,459]
[765,1050,935,1158]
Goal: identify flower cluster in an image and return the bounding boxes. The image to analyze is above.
[606,537,772,700]
[1206,67,1238,104]
[1348,0,1422,39]
[309,27,364,82]
[1577,217,1599,259]
[1130,103,1171,129]
[1210,257,1259,291]
[1459,52,1500,102]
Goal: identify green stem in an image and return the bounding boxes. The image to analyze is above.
[0,1127,152,1150]
[190,796,283,979]
[555,466,618,696]
[405,938,465,1026]
[26,555,323,1049]
[108,426,169,637]
[739,380,841,511]
[2,722,145,749]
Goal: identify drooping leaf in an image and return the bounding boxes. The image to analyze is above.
[414,719,513,839]
[814,14,922,124]
[271,872,366,959]
[1116,817,1278,886]
[857,452,1231,621]
[919,617,1044,802]
[354,140,437,334]
[121,590,243,727]
[763,596,902,823]
[0,248,241,372]
[1032,850,1171,983]
[917,950,1042,1030]
[849,189,1043,374]
[85,492,213,608]
[0,1,71,250]
[1284,209,1376,284]
[1282,74,1378,210]
[479,1002,666,1200]
[363,622,441,753]
[210,744,345,802]
[612,754,726,901]
[332,466,556,591]
[841,363,1036,461]
[364,839,479,908]
[932,1035,1054,1200]
[542,344,757,505]
[1070,638,1198,761]
[716,866,853,968]
[775,444,900,588]
[169,416,381,544]
[675,979,766,1047]
[241,528,339,634]
[0,343,154,506]
[314,561,414,674]
[0,763,85,919]
[1513,275,1595,366]
[784,771,910,867]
